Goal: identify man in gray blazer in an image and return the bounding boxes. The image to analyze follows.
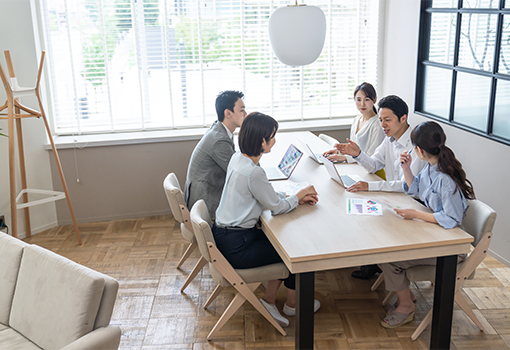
[184,90,246,219]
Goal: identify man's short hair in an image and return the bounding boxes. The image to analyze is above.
[378,95,408,121]
[239,112,278,157]
[215,90,244,121]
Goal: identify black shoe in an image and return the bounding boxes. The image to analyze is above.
[351,264,382,280]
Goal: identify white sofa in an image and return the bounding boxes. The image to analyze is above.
[0,233,121,350]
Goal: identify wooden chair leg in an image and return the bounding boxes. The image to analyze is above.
[455,291,484,331]
[371,273,384,291]
[236,282,287,337]
[203,284,223,309]
[412,309,433,341]
[180,256,207,292]
[15,114,31,237]
[207,283,258,340]
[176,242,197,269]
[382,291,396,306]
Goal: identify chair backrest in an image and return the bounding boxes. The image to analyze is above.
[319,133,339,147]
[190,200,215,263]
[163,173,186,224]
[462,199,497,246]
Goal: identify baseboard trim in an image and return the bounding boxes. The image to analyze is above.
[488,249,510,268]
[56,209,173,226]
[16,221,59,240]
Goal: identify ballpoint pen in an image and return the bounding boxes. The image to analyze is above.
[401,149,412,164]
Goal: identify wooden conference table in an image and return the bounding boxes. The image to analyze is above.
[258,131,473,350]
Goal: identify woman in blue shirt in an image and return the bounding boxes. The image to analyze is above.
[379,121,475,329]
[213,112,320,327]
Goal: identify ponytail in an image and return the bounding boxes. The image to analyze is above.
[411,121,475,200]
[437,145,475,200]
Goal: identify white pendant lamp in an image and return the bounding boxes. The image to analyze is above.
[268,2,326,66]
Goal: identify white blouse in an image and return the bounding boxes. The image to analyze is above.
[215,152,298,228]
[345,114,385,163]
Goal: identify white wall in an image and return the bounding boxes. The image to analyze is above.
[0,0,59,238]
[382,0,510,265]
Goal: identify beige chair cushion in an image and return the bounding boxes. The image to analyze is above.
[181,223,196,244]
[209,262,290,287]
[9,245,105,350]
[93,274,119,329]
[0,328,42,350]
[406,260,475,282]
[164,173,186,223]
[0,234,28,325]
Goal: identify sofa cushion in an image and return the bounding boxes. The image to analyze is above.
[9,245,105,350]
[0,328,42,350]
[0,233,28,325]
[0,322,8,332]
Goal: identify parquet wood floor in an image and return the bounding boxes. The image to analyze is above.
[23,215,510,350]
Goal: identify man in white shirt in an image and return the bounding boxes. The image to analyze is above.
[184,90,247,220]
[337,95,426,279]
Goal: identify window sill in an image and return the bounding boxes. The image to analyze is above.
[44,118,354,150]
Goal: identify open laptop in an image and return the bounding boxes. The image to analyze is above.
[320,155,363,188]
[264,144,303,181]
[297,138,341,164]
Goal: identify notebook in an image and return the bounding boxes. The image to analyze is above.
[264,144,303,181]
[320,155,363,188]
[297,138,341,164]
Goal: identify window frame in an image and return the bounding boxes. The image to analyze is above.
[415,0,510,146]
[36,0,383,137]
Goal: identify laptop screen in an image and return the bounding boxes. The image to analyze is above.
[278,144,303,177]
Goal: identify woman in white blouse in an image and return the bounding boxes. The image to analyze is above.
[324,82,386,179]
[213,112,320,327]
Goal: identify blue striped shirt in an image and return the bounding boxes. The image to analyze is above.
[403,163,468,229]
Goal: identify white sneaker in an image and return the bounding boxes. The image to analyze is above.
[283,299,321,316]
[259,298,289,327]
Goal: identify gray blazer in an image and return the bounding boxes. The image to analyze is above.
[184,121,235,220]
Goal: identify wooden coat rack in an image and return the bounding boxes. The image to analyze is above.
[0,50,82,244]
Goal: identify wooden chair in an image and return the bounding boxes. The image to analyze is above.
[318,133,339,147]
[372,199,497,341]
[190,199,289,340]
[163,173,211,294]
[0,50,81,243]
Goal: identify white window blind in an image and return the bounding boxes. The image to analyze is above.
[39,0,380,135]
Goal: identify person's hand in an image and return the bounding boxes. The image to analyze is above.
[399,151,412,170]
[322,149,347,163]
[299,193,319,205]
[394,208,418,220]
[296,185,318,204]
[346,181,368,192]
[336,138,361,157]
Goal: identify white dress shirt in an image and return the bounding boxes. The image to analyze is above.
[354,125,426,192]
[215,152,298,228]
[345,114,385,163]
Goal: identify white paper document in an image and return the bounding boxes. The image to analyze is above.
[346,198,383,216]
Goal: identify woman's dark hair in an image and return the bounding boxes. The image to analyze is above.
[378,95,409,122]
[215,90,244,121]
[411,121,475,200]
[239,112,278,157]
[354,82,378,114]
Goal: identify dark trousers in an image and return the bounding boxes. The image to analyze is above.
[212,223,296,290]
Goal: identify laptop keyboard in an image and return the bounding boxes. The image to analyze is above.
[266,167,283,179]
[340,175,356,187]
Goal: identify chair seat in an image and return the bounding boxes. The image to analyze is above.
[406,260,475,282]
[210,262,289,287]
